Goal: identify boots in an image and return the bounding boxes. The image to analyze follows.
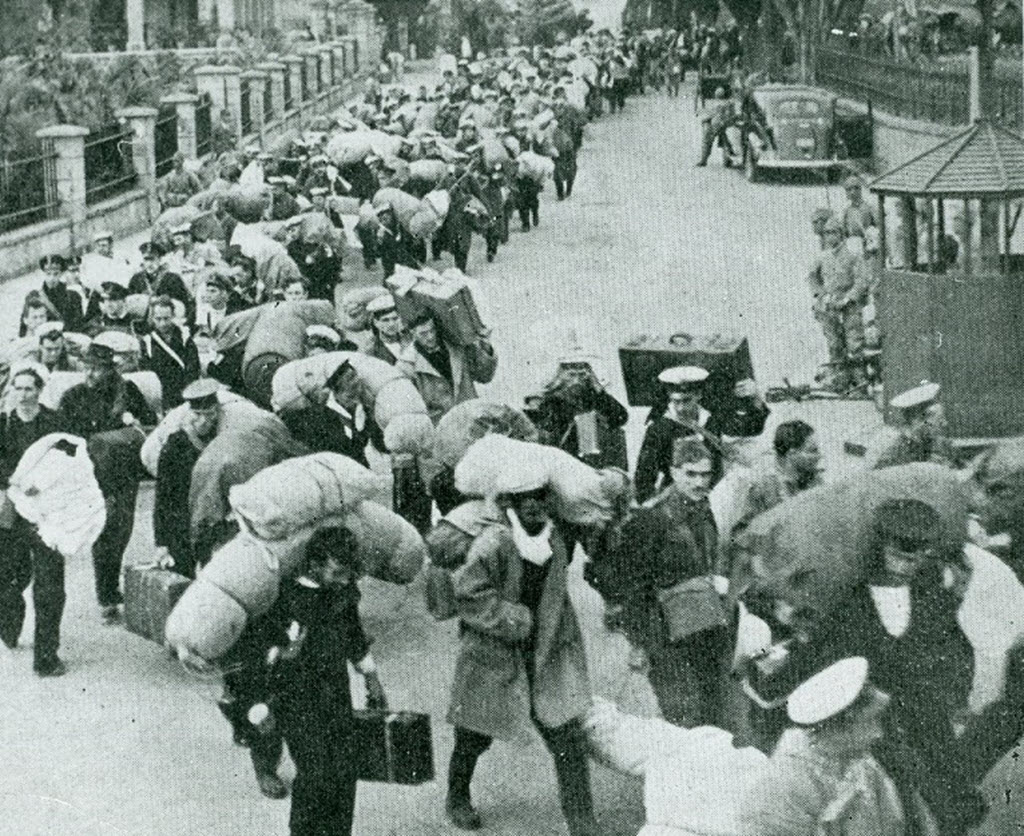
[447,728,491,830]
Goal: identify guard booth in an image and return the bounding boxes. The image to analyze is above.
[870,119,1024,439]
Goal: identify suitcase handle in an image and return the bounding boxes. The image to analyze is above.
[669,332,693,347]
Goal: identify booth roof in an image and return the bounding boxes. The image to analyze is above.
[869,119,1024,198]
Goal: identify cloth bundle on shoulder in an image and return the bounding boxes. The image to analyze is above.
[270,351,433,455]
[189,422,307,545]
[325,131,375,166]
[735,462,969,621]
[517,150,554,184]
[455,434,630,526]
[343,500,427,584]
[7,433,107,558]
[40,371,163,420]
[222,186,270,224]
[141,389,279,476]
[164,576,248,661]
[480,138,511,169]
[427,400,537,485]
[424,499,502,619]
[408,159,448,186]
[408,190,451,240]
[228,452,385,541]
[241,300,337,407]
[152,205,206,250]
[372,187,423,231]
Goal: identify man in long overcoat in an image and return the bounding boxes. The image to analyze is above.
[446,477,597,836]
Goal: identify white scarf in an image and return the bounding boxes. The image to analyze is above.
[507,508,553,566]
[869,585,912,638]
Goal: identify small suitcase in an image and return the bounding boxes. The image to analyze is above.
[124,563,192,645]
[386,268,485,346]
[618,332,754,407]
[351,710,435,785]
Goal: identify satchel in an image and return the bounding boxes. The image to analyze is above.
[424,562,458,621]
[656,575,728,643]
[351,710,434,785]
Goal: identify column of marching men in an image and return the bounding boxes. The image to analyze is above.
[3,35,1024,836]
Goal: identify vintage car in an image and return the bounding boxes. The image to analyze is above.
[737,84,873,181]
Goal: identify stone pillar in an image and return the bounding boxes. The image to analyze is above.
[193,64,243,145]
[241,70,268,144]
[116,106,160,222]
[161,92,200,159]
[258,61,287,123]
[126,0,146,50]
[282,55,304,111]
[330,42,346,82]
[216,0,236,30]
[36,125,90,246]
[319,45,336,88]
[341,35,358,75]
[304,50,322,99]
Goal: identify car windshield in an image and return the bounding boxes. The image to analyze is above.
[775,99,823,117]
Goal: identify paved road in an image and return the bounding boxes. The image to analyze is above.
[3,79,1023,835]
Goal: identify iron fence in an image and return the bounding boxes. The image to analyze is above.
[0,146,59,234]
[84,121,138,205]
[300,62,310,102]
[240,83,253,137]
[263,79,274,121]
[154,105,179,177]
[816,46,971,125]
[195,92,213,157]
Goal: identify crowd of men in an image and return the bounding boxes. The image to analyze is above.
[2,29,1024,836]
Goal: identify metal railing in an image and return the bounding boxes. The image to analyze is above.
[240,83,253,137]
[263,79,274,121]
[195,92,213,157]
[300,62,310,102]
[154,105,179,177]
[84,121,138,205]
[0,146,59,233]
[816,46,971,125]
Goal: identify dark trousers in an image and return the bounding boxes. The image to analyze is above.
[449,721,596,836]
[698,123,735,166]
[554,159,576,200]
[280,709,357,836]
[516,180,540,230]
[0,516,65,668]
[647,626,728,727]
[93,485,139,607]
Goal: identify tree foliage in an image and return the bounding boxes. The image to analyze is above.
[516,0,591,46]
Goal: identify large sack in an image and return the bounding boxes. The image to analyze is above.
[164,577,249,661]
[298,212,345,252]
[736,463,970,620]
[455,434,626,525]
[372,187,422,230]
[39,371,162,419]
[200,532,282,617]
[8,433,107,558]
[339,286,391,332]
[223,186,269,223]
[326,131,374,166]
[518,150,554,183]
[229,452,385,540]
[141,390,284,476]
[428,400,538,484]
[342,499,426,584]
[242,300,337,406]
[408,159,448,185]
[152,205,207,251]
[480,138,510,169]
[408,190,450,240]
[189,423,307,544]
[374,376,430,428]
[383,411,435,456]
[214,305,266,354]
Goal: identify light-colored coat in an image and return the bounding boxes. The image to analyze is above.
[447,521,590,743]
[397,339,497,424]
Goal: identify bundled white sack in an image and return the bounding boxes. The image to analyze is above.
[343,499,426,584]
[518,150,554,183]
[228,452,385,540]
[8,433,107,558]
[40,370,163,419]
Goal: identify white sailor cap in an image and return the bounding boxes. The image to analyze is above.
[658,365,710,387]
[92,229,114,243]
[890,381,940,410]
[365,293,397,315]
[305,324,341,345]
[787,657,869,726]
[171,221,193,235]
[35,320,65,339]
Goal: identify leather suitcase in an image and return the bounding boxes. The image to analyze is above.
[351,710,435,785]
[124,563,192,645]
[618,332,754,407]
[386,269,485,346]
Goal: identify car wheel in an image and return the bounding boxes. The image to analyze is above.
[744,149,759,183]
